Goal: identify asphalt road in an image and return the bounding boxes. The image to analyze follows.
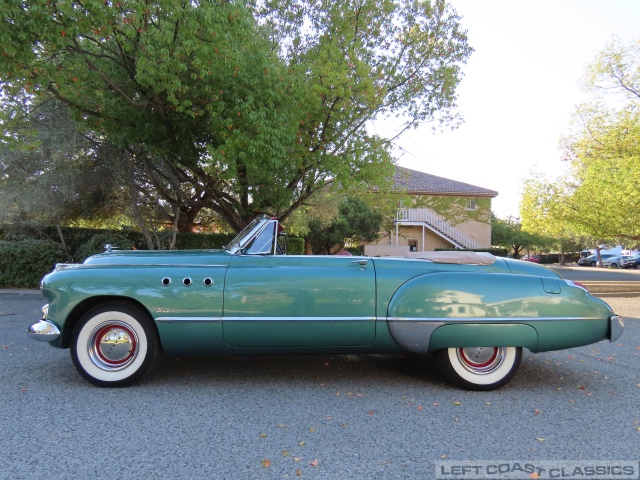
[1,292,638,480]
[550,264,640,282]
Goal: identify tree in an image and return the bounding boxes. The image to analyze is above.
[0,98,134,254]
[0,0,471,232]
[307,197,383,254]
[490,216,551,258]
[520,174,584,263]
[519,37,640,249]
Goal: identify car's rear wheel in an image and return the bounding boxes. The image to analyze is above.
[71,302,158,387]
[590,261,596,267]
[436,346,522,391]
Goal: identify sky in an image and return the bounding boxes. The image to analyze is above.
[383,0,640,220]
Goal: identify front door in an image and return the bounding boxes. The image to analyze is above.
[222,255,376,347]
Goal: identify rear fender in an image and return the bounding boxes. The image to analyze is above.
[386,272,553,353]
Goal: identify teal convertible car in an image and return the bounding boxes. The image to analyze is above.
[28,217,623,390]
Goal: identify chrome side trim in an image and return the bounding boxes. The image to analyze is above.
[155,316,377,323]
[222,316,376,322]
[156,317,220,323]
[387,316,607,323]
[609,316,624,342]
[27,320,61,342]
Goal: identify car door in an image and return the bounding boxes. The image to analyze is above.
[222,255,376,347]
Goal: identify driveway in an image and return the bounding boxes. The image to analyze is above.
[1,292,638,479]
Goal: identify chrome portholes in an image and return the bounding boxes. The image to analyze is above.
[161,276,214,287]
[87,321,139,371]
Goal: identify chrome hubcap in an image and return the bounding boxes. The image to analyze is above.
[88,321,138,371]
[457,347,506,374]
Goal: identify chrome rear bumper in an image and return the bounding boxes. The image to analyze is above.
[610,316,624,342]
[27,319,61,342]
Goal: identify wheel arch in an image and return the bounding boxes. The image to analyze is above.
[60,296,158,349]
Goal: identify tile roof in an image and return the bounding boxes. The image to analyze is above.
[391,166,498,197]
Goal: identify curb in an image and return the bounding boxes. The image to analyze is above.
[0,289,42,295]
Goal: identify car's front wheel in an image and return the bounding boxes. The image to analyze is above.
[71,302,158,387]
[436,346,522,390]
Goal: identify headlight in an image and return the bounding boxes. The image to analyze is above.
[41,304,49,319]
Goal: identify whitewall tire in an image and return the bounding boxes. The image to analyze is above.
[436,346,522,391]
[71,302,158,387]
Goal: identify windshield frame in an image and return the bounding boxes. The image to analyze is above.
[223,217,279,255]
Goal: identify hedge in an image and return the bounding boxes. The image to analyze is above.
[0,240,67,288]
[0,225,309,288]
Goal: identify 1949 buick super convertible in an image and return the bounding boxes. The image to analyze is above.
[28,217,624,390]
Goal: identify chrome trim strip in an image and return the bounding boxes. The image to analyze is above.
[156,317,219,323]
[27,320,61,342]
[156,316,376,323]
[609,315,624,342]
[222,316,376,322]
[387,316,606,323]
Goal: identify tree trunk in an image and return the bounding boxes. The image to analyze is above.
[174,206,201,233]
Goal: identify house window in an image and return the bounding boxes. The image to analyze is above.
[466,200,477,210]
[408,239,418,252]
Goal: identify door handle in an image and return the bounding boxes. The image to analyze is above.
[350,260,369,266]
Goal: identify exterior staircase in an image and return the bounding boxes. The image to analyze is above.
[395,207,484,250]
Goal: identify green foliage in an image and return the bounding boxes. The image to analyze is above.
[174,232,236,250]
[0,0,471,232]
[307,197,383,254]
[520,37,640,248]
[0,240,66,288]
[280,236,305,255]
[75,233,138,262]
[491,216,552,258]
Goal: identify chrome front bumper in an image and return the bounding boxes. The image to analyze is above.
[610,316,624,342]
[27,319,61,342]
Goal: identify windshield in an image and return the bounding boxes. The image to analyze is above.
[223,217,282,255]
[223,219,262,253]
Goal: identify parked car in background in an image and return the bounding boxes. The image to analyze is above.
[521,254,541,263]
[28,217,624,391]
[577,253,616,267]
[603,255,633,269]
[620,254,640,269]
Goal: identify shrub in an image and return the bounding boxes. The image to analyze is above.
[0,240,67,288]
[174,232,236,250]
[75,233,137,262]
[281,236,305,255]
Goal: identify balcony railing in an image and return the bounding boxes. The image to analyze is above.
[395,208,484,250]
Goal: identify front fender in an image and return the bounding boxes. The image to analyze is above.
[41,264,227,353]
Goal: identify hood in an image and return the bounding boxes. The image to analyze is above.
[82,249,231,266]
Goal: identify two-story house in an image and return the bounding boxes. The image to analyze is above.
[365,166,498,256]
